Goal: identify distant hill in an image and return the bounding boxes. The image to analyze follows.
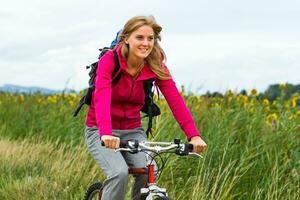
[0,84,76,95]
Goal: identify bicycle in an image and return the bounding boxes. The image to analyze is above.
[83,138,202,200]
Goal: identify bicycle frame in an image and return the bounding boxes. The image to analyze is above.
[84,139,202,200]
[117,140,202,199]
[129,163,168,198]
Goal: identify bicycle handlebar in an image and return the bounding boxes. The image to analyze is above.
[102,138,202,158]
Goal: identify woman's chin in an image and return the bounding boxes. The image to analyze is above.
[139,52,150,59]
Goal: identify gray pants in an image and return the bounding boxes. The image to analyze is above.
[85,126,148,200]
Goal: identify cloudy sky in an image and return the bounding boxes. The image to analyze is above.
[1,0,300,94]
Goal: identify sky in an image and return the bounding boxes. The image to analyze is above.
[1,0,300,94]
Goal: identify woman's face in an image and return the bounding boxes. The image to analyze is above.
[126,25,155,60]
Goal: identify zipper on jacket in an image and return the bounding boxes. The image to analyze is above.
[127,78,135,102]
[122,78,135,124]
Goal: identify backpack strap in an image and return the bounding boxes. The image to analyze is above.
[112,50,122,84]
[73,49,122,117]
[73,95,86,117]
[143,78,156,136]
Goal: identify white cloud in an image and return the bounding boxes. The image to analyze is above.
[163,32,300,93]
[1,0,300,93]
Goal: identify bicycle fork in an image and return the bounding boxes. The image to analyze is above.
[140,164,168,199]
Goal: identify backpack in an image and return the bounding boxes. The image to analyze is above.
[73,36,161,136]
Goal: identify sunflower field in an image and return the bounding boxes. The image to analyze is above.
[0,86,299,199]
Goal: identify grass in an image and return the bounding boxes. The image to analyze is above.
[0,92,299,199]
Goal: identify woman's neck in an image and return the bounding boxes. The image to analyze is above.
[127,54,144,69]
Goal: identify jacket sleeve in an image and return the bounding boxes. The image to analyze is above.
[93,51,114,136]
[156,67,201,140]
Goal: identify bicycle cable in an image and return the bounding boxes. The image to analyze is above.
[142,149,166,180]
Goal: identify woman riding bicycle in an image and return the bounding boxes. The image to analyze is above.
[85,15,207,200]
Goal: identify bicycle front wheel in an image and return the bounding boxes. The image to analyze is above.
[83,182,103,200]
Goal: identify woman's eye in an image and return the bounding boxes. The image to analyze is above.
[135,35,154,42]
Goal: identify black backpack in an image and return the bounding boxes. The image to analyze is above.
[73,47,161,136]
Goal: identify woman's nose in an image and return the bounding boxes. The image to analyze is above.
[141,39,149,46]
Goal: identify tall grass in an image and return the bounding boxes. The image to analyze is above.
[0,92,299,199]
[0,139,102,200]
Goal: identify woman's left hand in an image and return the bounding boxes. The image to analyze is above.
[189,136,207,153]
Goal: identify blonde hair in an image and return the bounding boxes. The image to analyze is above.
[118,15,171,80]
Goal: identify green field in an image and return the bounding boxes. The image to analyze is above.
[0,90,299,200]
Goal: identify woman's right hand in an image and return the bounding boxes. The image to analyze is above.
[101,135,120,149]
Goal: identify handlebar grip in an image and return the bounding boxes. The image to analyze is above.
[119,140,128,148]
[101,139,137,149]
[101,140,128,148]
[187,144,194,152]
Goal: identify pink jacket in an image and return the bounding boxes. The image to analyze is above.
[86,46,200,140]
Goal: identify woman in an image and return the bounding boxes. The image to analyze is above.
[85,15,207,200]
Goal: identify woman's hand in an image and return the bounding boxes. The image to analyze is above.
[189,136,207,153]
[101,135,120,149]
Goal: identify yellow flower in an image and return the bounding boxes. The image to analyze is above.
[290,100,296,108]
[225,90,234,98]
[266,113,278,125]
[47,95,58,104]
[291,96,300,108]
[284,100,291,109]
[295,110,300,117]
[69,100,75,106]
[250,89,258,97]
[237,94,248,105]
[19,95,25,102]
[262,99,270,107]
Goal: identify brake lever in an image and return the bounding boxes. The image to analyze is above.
[115,148,132,153]
[115,148,140,154]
